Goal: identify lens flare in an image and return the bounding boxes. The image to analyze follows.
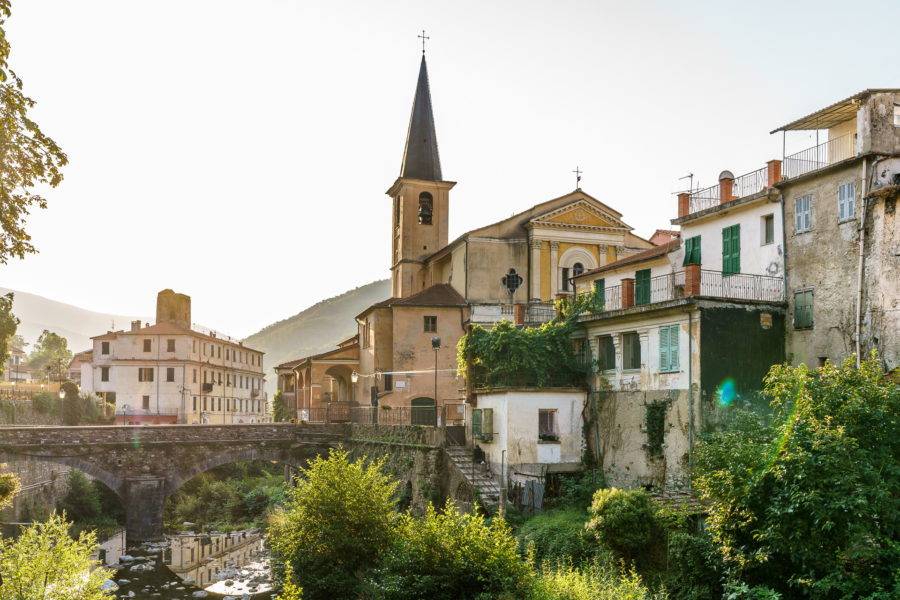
[716,378,736,407]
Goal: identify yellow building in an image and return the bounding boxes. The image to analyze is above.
[353,54,652,417]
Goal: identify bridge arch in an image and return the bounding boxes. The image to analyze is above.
[0,452,125,498]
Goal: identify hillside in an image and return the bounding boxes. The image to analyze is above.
[243,279,391,393]
[0,287,146,354]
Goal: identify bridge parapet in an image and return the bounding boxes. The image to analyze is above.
[0,423,351,447]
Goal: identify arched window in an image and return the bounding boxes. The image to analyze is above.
[573,262,585,277]
[418,192,433,225]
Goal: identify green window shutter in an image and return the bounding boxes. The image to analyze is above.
[683,238,692,267]
[794,291,814,329]
[482,408,493,442]
[472,409,482,439]
[636,269,651,305]
[669,325,680,371]
[692,236,701,265]
[722,225,740,275]
[597,278,605,308]
[659,326,670,372]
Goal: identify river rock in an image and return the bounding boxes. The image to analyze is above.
[118,555,135,563]
[192,592,209,598]
[117,579,130,585]
[100,579,118,591]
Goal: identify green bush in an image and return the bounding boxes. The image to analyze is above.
[527,559,667,600]
[662,532,723,600]
[586,488,663,567]
[31,391,56,414]
[367,501,532,600]
[553,470,606,510]
[517,508,600,566]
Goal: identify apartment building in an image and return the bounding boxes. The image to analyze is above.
[84,289,268,424]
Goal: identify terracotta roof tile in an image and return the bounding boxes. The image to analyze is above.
[391,283,467,307]
[575,239,681,279]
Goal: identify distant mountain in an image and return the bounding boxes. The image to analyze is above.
[0,287,147,354]
[243,279,390,394]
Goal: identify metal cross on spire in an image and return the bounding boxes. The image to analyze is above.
[573,166,583,188]
[418,30,430,54]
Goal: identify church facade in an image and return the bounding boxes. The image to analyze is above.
[351,54,653,415]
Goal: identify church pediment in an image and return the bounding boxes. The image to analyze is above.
[528,198,631,231]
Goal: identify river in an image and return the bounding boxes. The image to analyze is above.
[97,528,277,599]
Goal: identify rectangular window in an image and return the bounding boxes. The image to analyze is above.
[227,374,231,386]
[623,332,641,370]
[142,395,150,410]
[895,103,900,127]
[227,399,230,411]
[593,278,605,309]
[101,341,109,355]
[101,367,109,382]
[722,224,741,276]
[596,336,615,371]
[795,196,811,232]
[635,269,651,305]
[384,373,393,390]
[794,289,814,329]
[838,181,856,221]
[562,267,570,292]
[193,340,197,353]
[167,339,175,352]
[218,398,222,411]
[203,371,207,384]
[683,236,701,266]
[763,214,775,245]
[472,408,493,442]
[193,369,197,383]
[203,397,207,411]
[166,367,175,382]
[659,324,680,373]
[143,339,152,352]
[218,346,221,359]
[218,372,222,385]
[193,396,197,411]
[138,367,154,382]
[538,409,559,441]
[424,315,437,332]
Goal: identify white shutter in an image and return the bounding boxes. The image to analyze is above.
[838,185,846,220]
[659,327,669,372]
[669,326,680,371]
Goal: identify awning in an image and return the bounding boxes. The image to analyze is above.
[770,88,899,133]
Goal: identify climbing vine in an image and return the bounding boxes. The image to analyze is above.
[644,399,671,458]
[457,289,602,389]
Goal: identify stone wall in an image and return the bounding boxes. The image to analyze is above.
[0,460,71,522]
[347,423,442,512]
[0,402,62,426]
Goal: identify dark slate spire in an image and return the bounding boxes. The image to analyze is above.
[400,55,443,181]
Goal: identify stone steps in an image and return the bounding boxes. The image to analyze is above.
[444,447,500,504]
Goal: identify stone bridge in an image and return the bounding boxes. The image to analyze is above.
[0,424,349,539]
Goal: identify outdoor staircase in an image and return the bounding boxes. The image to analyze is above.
[444,445,501,505]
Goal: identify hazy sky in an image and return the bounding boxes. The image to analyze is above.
[0,0,896,339]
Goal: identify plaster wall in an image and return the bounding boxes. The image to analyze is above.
[782,162,865,366]
[473,389,584,483]
[575,254,675,294]
[464,238,529,304]
[680,197,784,276]
[598,389,692,490]
[858,92,900,155]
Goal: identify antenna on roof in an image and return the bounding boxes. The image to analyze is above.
[678,172,694,193]
[111,320,115,330]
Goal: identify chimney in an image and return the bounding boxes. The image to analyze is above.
[677,192,690,218]
[130,320,141,333]
[767,160,782,187]
[156,289,192,330]
[718,170,734,204]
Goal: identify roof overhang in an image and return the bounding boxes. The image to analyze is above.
[771,88,899,133]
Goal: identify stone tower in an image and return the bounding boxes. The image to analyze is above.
[387,54,456,298]
[156,289,191,330]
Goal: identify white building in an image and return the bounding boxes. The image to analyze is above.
[83,289,268,424]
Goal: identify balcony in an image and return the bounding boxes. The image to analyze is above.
[687,166,769,214]
[470,302,557,327]
[782,133,856,180]
[595,269,783,311]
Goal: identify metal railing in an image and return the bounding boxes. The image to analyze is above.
[688,166,770,215]
[699,270,784,301]
[525,302,556,325]
[602,285,622,311]
[783,133,856,179]
[732,166,768,199]
[645,272,686,304]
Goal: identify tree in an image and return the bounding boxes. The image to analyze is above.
[694,355,900,598]
[56,469,101,524]
[60,381,79,425]
[0,292,18,377]
[268,448,398,600]
[0,512,112,600]
[586,488,663,568]
[367,501,532,600]
[28,329,71,374]
[9,332,25,350]
[271,390,290,422]
[0,464,20,511]
[0,1,68,265]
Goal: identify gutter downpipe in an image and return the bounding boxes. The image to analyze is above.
[683,306,694,479]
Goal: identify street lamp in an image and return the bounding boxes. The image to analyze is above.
[59,388,65,424]
[121,404,129,426]
[432,337,441,427]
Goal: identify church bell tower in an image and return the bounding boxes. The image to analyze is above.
[387,53,455,298]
